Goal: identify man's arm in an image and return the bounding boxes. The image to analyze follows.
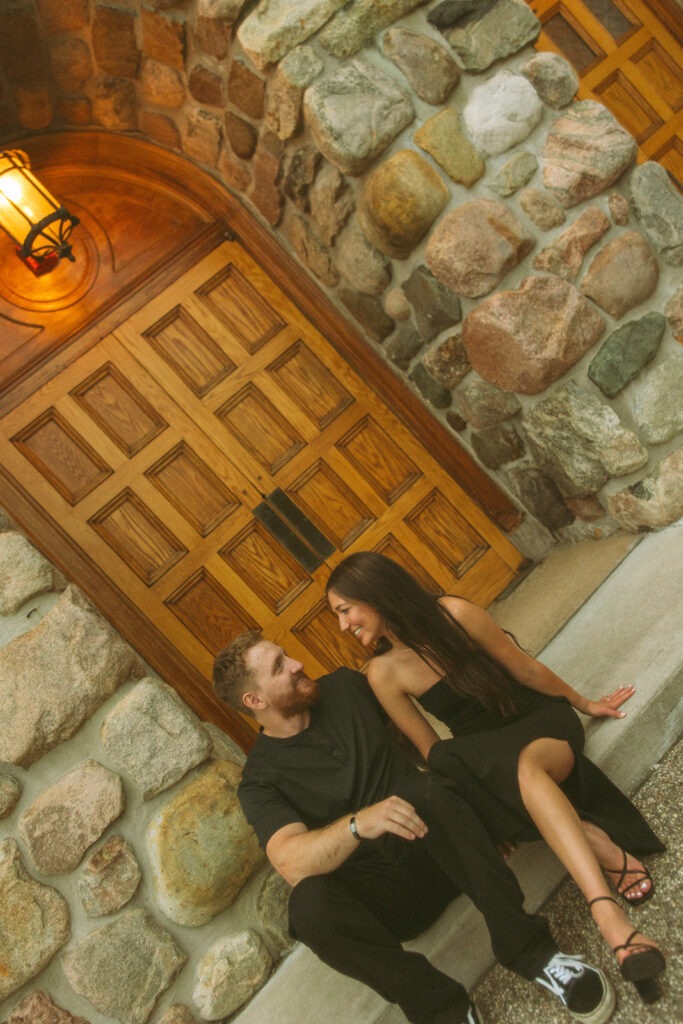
[266,796,428,887]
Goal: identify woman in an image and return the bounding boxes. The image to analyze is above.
[326,551,666,1004]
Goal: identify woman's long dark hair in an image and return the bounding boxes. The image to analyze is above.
[326,551,522,718]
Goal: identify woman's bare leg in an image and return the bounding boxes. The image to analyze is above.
[517,738,659,964]
[580,820,652,900]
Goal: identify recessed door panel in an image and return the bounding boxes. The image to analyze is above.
[0,241,523,745]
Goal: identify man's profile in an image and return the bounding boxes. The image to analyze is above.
[213,631,615,1024]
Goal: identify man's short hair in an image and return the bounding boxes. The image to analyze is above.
[213,630,263,717]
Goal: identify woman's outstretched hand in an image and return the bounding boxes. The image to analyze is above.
[582,684,635,719]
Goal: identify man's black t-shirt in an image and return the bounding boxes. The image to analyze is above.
[238,668,417,849]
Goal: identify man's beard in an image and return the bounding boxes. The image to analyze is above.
[275,676,320,718]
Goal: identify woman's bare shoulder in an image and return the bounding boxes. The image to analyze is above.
[438,594,478,619]
[367,652,396,688]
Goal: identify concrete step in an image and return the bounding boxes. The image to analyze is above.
[234,521,683,1024]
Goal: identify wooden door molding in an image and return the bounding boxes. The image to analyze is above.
[0,242,524,749]
[1,131,520,532]
[0,132,524,750]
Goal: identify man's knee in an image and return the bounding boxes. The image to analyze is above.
[288,874,345,948]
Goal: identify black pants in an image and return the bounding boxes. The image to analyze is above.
[289,772,557,1024]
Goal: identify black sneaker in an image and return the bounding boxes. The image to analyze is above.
[535,952,615,1024]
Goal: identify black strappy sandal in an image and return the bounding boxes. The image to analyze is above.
[589,896,665,1004]
[604,848,654,905]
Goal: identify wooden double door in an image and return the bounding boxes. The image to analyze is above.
[528,0,682,185]
[0,240,523,743]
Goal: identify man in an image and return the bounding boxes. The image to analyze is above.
[214,631,615,1024]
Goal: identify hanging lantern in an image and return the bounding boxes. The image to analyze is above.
[0,149,79,275]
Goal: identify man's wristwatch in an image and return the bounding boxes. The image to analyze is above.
[349,814,363,840]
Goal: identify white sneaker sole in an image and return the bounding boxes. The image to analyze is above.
[569,968,616,1024]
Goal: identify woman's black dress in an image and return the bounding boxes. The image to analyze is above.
[422,679,663,855]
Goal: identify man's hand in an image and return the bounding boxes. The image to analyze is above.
[353,796,428,841]
[266,796,428,886]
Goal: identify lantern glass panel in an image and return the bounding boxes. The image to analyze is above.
[0,151,67,250]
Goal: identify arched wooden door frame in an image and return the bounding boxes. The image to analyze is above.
[0,131,522,750]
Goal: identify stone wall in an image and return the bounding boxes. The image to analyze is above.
[0,0,682,544]
[0,507,294,1024]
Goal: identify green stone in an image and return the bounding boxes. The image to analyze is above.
[414,109,484,187]
[588,312,666,398]
[410,363,451,408]
[386,326,423,370]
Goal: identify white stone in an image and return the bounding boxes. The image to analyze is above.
[62,909,186,1024]
[0,586,134,767]
[238,0,347,70]
[100,677,212,799]
[523,381,649,497]
[193,930,272,1019]
[0,838,70,1001]
[463,69,543,158]
[607,446,683,531]
[631,351,683,444]
[0,531,52,615]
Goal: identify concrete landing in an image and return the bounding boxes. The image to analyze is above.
[488,530,640,656]
[233,522,683,1024]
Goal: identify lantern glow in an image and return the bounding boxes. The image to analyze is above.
[0,149,79,274]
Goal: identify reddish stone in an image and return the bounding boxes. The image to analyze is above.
[183,108,222,166]
[664,284,683,343]
[225,112,257,159]
[533,206,610,281]
[59,96,92,125]
[564,495,605,521]
[228,60,265,120]
[195,16,231,60]
[36,0,89,34]
[251,149,283,226]
[16,85,53,131]
[542,101,637,208]
[259,130,284,158]
[142,7,186,70]
[462,275,605,395]
[6,990,91,1024]
[92,6,140,79]
[189,65,223,107]
[221,153,252,193]
[425,199,534,299]
[519,187,566,231]
[140,110,181,149]
[0,4,46,83]
[609,192,629,225]
[581,232,659,319]
[50,37,93,95]
[141,59,185,108]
